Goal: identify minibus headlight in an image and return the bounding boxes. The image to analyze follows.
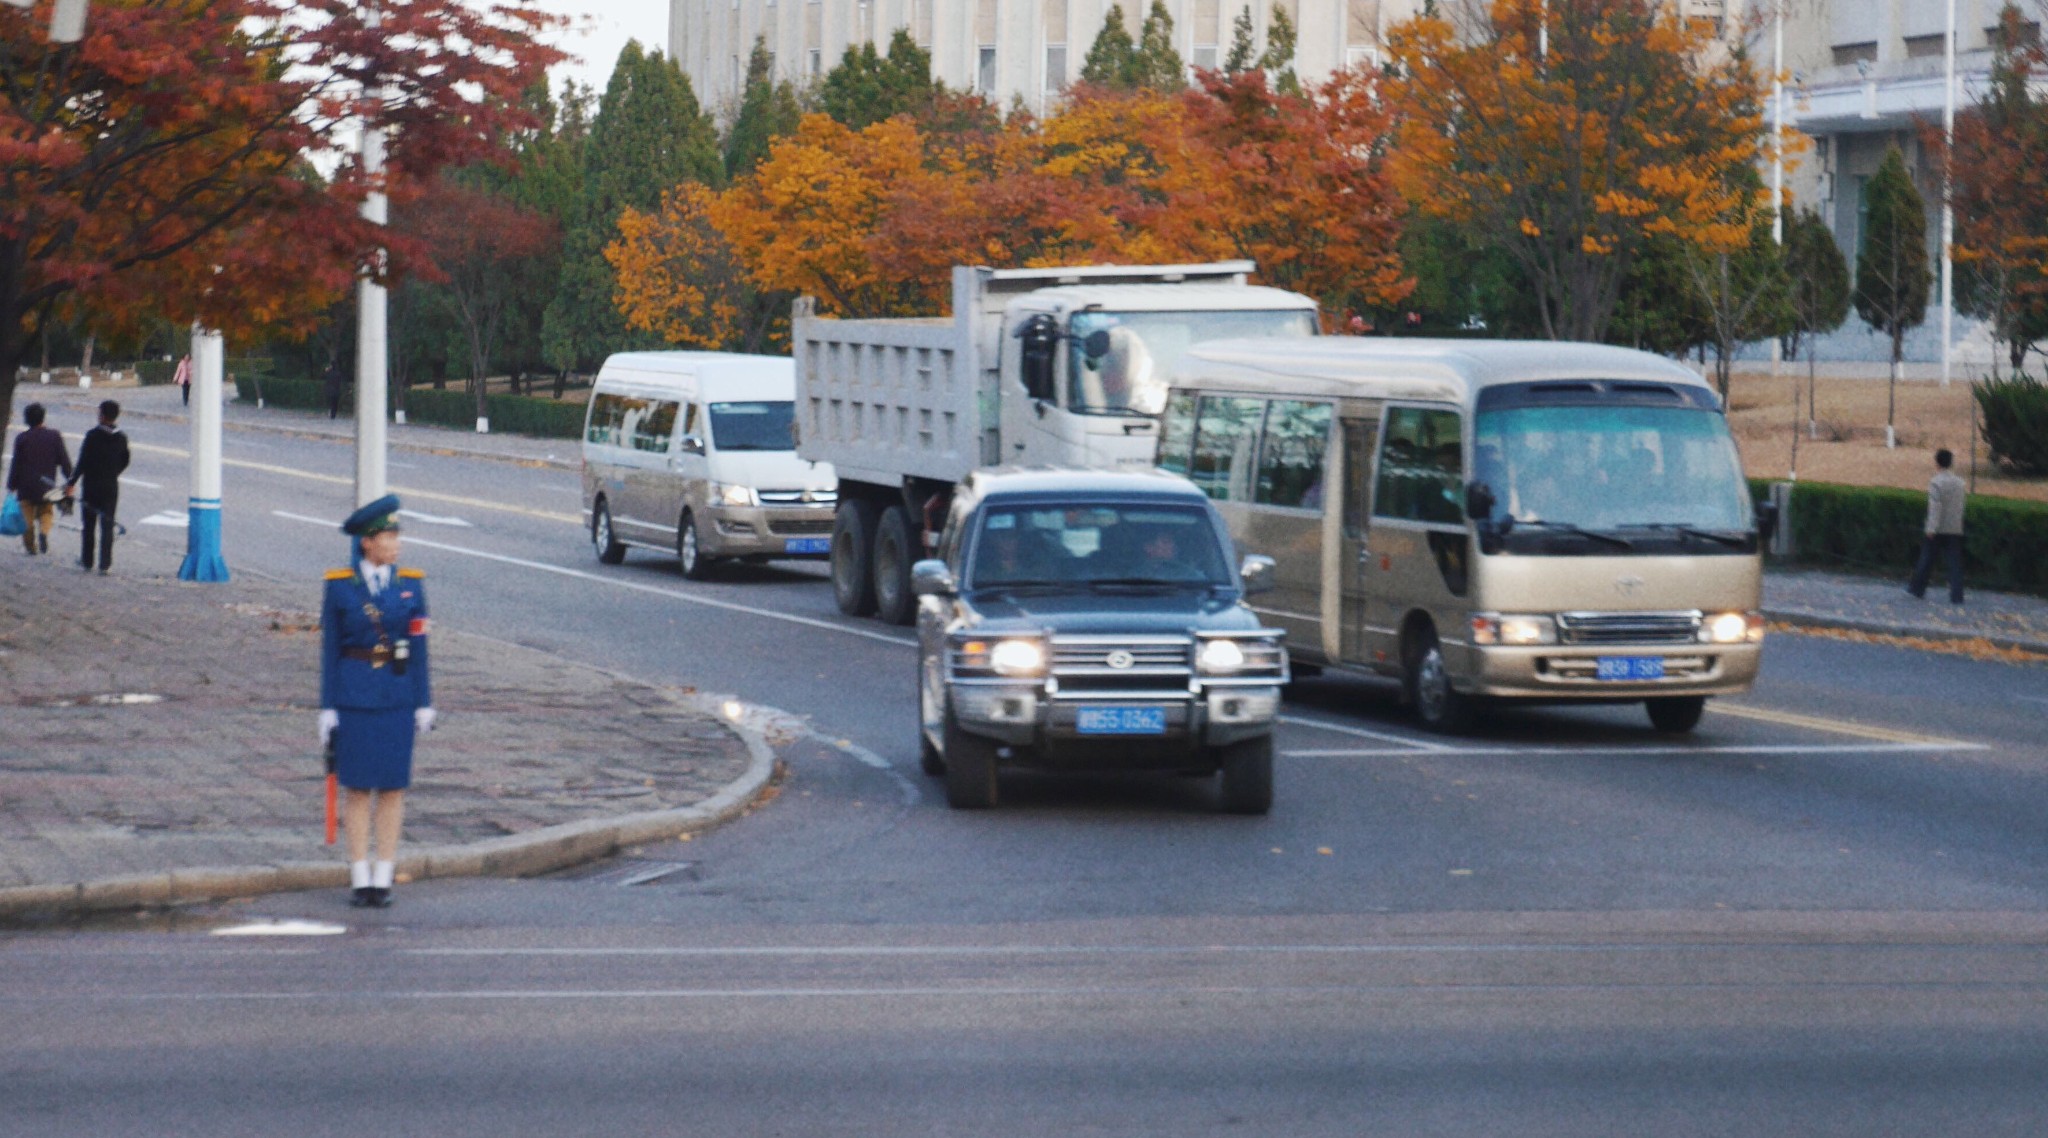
[1701,611,1764,644]
[1471,614,1556,646]
[712,483,757,507]
[1197,637,1247,673]
[989,638,1047,677]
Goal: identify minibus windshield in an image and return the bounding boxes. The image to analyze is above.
[1069,309,1316,417]
[707,401,796,451]
[1473,405,1752,534]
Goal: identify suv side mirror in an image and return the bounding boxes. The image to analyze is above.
[1239,554,1277,596]
[911,559,957,597]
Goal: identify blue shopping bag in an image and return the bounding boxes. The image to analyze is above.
[0,492,23,538]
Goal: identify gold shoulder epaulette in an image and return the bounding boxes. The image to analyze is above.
[325,568,353,581]
[398,567,425,580]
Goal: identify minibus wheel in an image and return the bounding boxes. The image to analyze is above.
[592,500,626,565]
[678,510,717,580]
[1645,696,1706,734]
[1406,626,1475,734]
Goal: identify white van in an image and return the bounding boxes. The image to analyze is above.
[582,352,837,578]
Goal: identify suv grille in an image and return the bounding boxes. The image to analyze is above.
[1050,635,1192,699]
[1555,611,1702,645]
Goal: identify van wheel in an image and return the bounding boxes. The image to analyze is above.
[1216,736,1274,815]
[872,505,917,626]
[831,499,881,616]
[592,500,626,565]
[943,705,999,809]
[1645,696,1706,734]
[1406,627,1475,734]
[678,510,716,580]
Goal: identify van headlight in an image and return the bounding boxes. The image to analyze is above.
[1197,637,1247,673]
[712,483,756,507]
[988,638,1047,677]
[1470,614,1557,646]
[1700,611,1765,644]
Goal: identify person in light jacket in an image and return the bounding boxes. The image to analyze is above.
[1906,448,1967,604]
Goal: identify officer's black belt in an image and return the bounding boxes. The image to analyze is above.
[340,646,392,665]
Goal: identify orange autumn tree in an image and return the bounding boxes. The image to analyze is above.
[608,183,793,352]
[1382,0,1773,342]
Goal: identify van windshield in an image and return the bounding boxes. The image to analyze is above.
[969,503,1232,590]
[707,401,795,452]
[1473,405,1753,534]
[1068,309,1317,417]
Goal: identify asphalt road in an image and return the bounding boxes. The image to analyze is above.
[6,417,2048,1136]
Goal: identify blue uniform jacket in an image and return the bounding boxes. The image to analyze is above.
[321,567,432,711]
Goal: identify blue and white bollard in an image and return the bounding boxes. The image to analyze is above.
[178,328,230,582]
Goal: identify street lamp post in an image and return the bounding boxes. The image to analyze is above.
[355,3,389,509]
[1940,0,1957,389]
[0,0,86,43]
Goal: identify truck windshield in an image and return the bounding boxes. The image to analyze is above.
[1472,405,1753,534]
[1069,309,1316,416]
[707,401,795,452]
[969,503,1232,589]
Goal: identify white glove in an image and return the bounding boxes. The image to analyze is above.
[415,707,437,733]
[318,709,339,746]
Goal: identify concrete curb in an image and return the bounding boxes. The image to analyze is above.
[1765,608,2048,658]
[0,691,780,920]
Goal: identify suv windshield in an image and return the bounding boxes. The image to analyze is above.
[1473,404,1752,532]
[707,401,795,452]
[1068,308,1316,416]
[969,503,1232,589]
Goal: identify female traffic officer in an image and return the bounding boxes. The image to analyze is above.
[320,494,435,908]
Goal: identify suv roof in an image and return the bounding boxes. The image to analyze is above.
[964,466,1209,504]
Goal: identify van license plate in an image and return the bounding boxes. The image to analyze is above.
[1596,656,1665,681]
[784,537,831,555]
[1075,707,1167,735]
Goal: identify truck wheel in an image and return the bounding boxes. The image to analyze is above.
[1216,736,1274,815]
[677,510,717,580]
[872,505,917,626]
[1405,626,1475,735]
[831,499,881,616]
[1645,696,1706,734]
[943,705,999,809]
[592,499,626,565]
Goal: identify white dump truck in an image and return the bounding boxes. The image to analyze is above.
[794,262,1320,624]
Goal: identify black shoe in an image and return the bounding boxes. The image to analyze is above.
[350,886,375,908]
[369,887,394,909]
[37,534,46,554]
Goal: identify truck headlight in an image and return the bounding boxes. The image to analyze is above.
[989,639,1047,676]
[712,483,756,507]
[1197,638,1247,673]
[1470,614,1557,646]
[1700,611,1764,644]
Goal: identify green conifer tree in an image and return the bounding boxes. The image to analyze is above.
[1853,144,1930,447]
[1261,4,1301,93]
[1080,5,1142,88]
[1136,2,1187,90]
[725,37,803,179]
[1223,7,1258,73]
[819,29,939,129]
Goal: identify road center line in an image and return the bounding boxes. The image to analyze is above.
[274,511,919,648]
[1277,714,1449,752]
[1285,741,1987,758]
[1706,701,1968,747]
[133,441,581,524]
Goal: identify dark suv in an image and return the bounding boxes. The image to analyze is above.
[911,468,1287,813]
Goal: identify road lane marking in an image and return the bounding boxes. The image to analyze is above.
[130,441,581,524]
[1278,714,1450,752]
[1707,701,1967,747]
[118,476,163,489]
[398,508,473,528]
[274,511,919,648]
[138,511,188,527]
[1284,741,1987,758]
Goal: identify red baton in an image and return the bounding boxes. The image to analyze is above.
[324,773,338,845]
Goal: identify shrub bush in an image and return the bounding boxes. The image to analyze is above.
[135,360,176,386]
[1975,371,2048,475]
[1756,477,2048,597]
[400,386,585,439]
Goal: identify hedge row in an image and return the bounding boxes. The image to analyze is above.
[1755,477,2048,597]
[1976,372,2048,475]
[232,374,584,440]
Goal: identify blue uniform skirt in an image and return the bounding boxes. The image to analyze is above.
[334,708,415,791]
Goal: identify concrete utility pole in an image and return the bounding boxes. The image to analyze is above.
[355,2,389,508]
[0,0,87,43]
[1939,0,1957,388]
[177,328,230,582]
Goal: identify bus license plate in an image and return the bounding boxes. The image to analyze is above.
[1076,707,1168,735]
[784,537,831,555]
[1596,656,1665,682]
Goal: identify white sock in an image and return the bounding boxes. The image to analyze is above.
[351,861,371,889]
[372,861,395,889]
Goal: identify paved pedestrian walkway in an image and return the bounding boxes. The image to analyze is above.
[0,555,771,918]
[1763,567,2048,656]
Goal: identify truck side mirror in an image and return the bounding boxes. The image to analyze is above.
[1082,329,1112,362]
[911,559,956,597]
[1239,554,1277,596]
[1464,481,1496,521]
[1015,314,1059,402]
[1755,500,1780,543]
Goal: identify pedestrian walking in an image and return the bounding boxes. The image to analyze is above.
[319,495,435,908]
[1906,447,1967,604]
[66,400,131,574]
[322,360,345,420]
[6,403,73,556]
[173,353,192,408]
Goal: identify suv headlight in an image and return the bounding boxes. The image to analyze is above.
[1197,637,1247,673]
[1700,611,1765,644]
[712,483,756,507]
[1470,614,1557,646]
[988,638,1046,676]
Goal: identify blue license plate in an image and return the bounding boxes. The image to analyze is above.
[1075,707,1168,735]
[784,537,831,555]
[1596,656,1665,681]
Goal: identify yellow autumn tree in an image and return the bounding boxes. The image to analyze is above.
[607,183,792,353]
[1383,0,1778,341]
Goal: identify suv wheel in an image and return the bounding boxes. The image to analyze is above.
[942,704,999,809]
[918,660,945,777]
[592,500,626,565]
[831,499,880,616]
[678,510,716,580]
[1216,736,1273,815]
[1645,695,1706,734]
[1406,626,1475,734]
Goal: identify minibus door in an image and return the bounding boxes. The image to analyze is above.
[1335,416,1380,668]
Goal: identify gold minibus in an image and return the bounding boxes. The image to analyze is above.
[1157,338,1769,733]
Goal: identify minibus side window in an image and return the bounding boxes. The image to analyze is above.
[587,392,630,447]
[1254,400,1333,509]
[1373,407,1464,525]
[632,400,680,454]
[1189,395,1264,502]
[1157,392,1197,476]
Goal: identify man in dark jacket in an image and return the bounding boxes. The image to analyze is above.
[6,402,72,555]
[67,400,131,573]
[323,361,346,420]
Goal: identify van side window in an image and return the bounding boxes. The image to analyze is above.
[1254,400,1332,509]
[587,392,631,447]
[1157,392,1197,476]
[1189,396,1263,502]
[1373,407,1464,525]
[632,400,679,453]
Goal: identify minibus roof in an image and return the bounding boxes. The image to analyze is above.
[1176,338,1709,406]
[594,352,794,402]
